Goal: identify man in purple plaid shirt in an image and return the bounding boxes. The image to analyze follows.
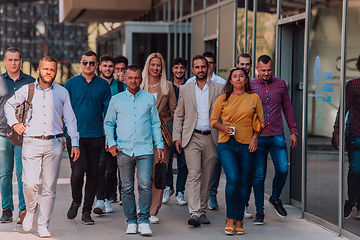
[250,55,298,224]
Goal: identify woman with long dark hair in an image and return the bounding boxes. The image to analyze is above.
[210,67,264,235]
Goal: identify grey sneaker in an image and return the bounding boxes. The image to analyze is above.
[104,199,114,213]
[162,186,174,204]
[208,193,218,210]
[355,210,360,220]
[93,200,106,215]
[199,214,210,224]
[244,206,253,219]
[175,192,187,205]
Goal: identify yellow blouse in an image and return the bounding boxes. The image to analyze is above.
[210,92,265,144]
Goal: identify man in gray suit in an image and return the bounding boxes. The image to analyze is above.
[173,55,223,227]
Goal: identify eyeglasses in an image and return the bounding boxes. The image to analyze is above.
[208,61,215,65]
[82,60,96,67]
[230,66,245,71]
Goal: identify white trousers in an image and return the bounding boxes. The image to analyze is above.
[22,137,63,228]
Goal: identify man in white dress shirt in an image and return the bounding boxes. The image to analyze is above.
[186,52,226,85]
[173,55,223,227]
[5,56,80,238]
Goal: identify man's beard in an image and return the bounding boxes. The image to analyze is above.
[39,74,55,85]
[196,72,207,81]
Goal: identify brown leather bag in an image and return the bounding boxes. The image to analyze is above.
[159,117,173,147]
[7,83,35,146]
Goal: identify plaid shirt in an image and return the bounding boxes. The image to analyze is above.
[250,76,297,137]
[334,78,360,136]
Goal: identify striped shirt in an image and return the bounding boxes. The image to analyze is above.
[334,78,360,136]
[250,76,297,137]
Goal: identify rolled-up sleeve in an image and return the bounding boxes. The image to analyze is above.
[4,85,28,127]
[150,99,164,149]
[104,98,118,148]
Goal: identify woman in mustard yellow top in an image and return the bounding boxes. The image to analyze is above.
[210,67,264,235]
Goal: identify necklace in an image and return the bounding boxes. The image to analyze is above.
[149,82,159,88]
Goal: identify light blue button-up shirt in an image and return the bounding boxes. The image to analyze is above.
[104,89,163,157]
[5,79,79,147]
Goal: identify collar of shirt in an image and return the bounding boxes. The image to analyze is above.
[35,78,54,91]
[125,88,142,99]
[80,73,97,83]
[194,78,209,92]
[170,78,186,85]
[257,76,273,85]
[4,71,26,81]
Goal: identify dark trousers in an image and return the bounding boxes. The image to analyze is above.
[96,147,118,200]
[66,137,104,213]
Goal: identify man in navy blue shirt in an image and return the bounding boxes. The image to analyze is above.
[0,47,35,224]
[64,51,111,225]
[162,57,188,206]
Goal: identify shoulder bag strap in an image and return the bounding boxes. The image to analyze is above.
[23,83,35,122]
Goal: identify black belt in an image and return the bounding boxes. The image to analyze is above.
[31,134,64,140]
[194,129,211,135]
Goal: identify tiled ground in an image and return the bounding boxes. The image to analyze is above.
[0,152,347,239]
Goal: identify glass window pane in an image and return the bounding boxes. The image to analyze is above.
[306,1,342,226]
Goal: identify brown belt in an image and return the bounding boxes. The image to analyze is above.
[30,134,64,140]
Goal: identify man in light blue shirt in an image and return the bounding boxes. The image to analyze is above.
[5,56,80,238]
[104,64,164,236]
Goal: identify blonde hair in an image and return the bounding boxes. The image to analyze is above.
[141,52,169,96]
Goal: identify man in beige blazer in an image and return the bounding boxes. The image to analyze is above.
[173,55,223,227]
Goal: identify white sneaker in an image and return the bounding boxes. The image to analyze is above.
[162,186,174,204]
[356,210,360,220]
[93,200,106,215]
[244,206,253,219]
[104,199,114,213]
[126,223,137,234]
[38,226,51,238]
[175,192,188,206]
[22,212,34,232]
[138,223,152,235]
[149,215,159,224]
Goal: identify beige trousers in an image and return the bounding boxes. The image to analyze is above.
[22,137,63,228]
[183,132,216,217]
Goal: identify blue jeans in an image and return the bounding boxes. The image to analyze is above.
[165,145,187,194]
[118,152,153,224]
[0,135,26,211]
[217,136,255,221]
[346,133,360,206]
[209,155,221,195]
[253,133,289,213]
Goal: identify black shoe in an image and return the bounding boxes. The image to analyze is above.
[253,212,264,225]
[344,200,353,219]
[17,208,27,225]
[67,202,80,220]
[0,208,12,223]
[269,197,287,217]
[199,214,210,224]
[188,215,201,227]
[82,211,94,225]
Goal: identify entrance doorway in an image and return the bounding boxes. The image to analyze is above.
[276,19,305,205]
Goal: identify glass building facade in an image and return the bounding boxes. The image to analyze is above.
[96,0,360,238]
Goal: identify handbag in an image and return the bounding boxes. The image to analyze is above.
[154,158,166,189]
[160,117,173,147]
[253,113,261,132]
[7,83,35,146]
